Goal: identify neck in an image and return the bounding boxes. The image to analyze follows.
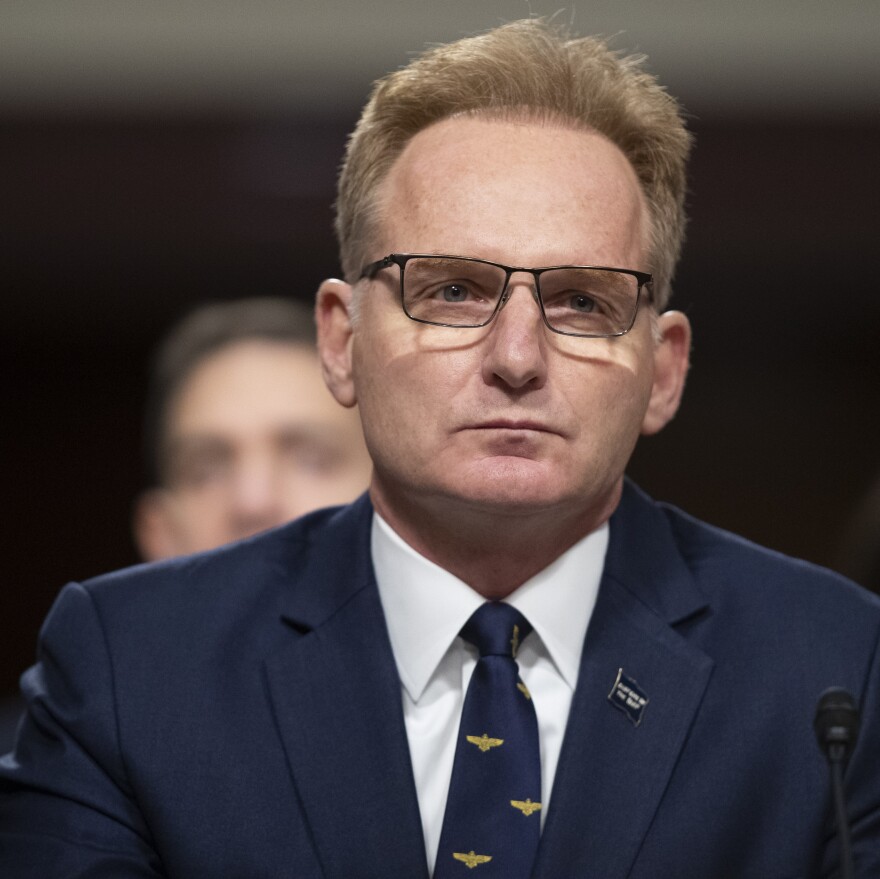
[370,480,621,599]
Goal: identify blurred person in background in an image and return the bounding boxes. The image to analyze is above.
[0,298,373,754]
[133,297,372,559]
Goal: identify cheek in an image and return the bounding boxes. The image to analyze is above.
[563,348,654,445]
[162,494,224,554]
[173,492,222,529]
[356,360,434,461]
[353,329,470,437]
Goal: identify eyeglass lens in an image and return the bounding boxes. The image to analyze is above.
[402,257,640,336]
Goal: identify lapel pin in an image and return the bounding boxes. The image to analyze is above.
[608,668,649,726]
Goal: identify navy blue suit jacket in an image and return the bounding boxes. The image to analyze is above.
[2,481,879,877]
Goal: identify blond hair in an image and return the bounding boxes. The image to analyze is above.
[335,18,691,308]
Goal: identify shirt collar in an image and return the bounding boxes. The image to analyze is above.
[372,512,608,702]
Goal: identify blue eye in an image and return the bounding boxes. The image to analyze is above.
[442,284,469,302]
[569,294,596,313]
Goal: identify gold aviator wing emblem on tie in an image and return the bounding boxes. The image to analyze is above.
[466,733,504,752]
[510,797,542,816]
[453,851,493,868]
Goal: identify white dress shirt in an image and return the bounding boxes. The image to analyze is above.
[371,513,607,872]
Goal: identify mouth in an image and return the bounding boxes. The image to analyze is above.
[463,419,558,435]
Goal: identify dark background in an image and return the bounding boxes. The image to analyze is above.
[2,3,879,701]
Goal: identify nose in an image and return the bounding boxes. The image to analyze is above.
[228,455,285,537]
[480,277,548,391]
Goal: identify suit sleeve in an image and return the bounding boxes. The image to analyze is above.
[0,582,164,877]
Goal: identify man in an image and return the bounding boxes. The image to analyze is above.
[132,297,373,559]
[1,20,878,878]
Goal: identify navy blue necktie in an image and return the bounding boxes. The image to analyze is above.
[434,602,541,878]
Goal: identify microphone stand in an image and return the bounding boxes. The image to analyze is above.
[828,743,853,879]
[814,687,859,879]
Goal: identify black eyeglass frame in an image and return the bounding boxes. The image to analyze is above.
[359,253,654,338]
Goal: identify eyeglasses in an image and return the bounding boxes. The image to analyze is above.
[359,253,653,338]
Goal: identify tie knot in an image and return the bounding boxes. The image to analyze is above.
[461,602,532,658]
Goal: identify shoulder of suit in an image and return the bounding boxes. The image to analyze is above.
[654,495,880,618]
[78,499,367,610]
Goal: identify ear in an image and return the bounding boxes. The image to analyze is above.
[132,490,179,562]
[641,310,691,436]
[316,278,357,408]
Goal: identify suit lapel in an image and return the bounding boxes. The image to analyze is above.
[534,482,715,879]
[264,497,429,879]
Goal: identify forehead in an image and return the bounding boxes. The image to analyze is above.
[373,114,648,267]
[166,340,329,436]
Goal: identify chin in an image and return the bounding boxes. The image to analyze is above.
[442,458,577,511]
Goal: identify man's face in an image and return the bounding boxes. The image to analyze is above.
[320,116,688,533]
[135,339,372,560]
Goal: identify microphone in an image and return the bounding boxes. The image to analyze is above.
[814,688,860,879]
